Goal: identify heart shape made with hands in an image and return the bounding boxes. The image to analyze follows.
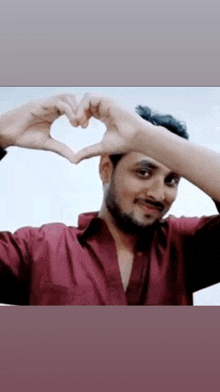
[54,93,117,164]
[48,92,141,164]
[54,120,104,165]
[46,113,105,165]
[1,93,103,165]
[7,92,140,165]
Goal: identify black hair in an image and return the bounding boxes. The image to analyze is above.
[109,105,189,169]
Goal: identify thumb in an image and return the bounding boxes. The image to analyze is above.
[44,137,76,163]
[74,142,104,164]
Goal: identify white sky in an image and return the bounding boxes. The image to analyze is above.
[0,87,220,305]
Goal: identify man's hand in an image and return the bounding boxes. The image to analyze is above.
[74,93,151,163]
[0,93,79,162]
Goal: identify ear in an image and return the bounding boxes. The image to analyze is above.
[99,155,113,184]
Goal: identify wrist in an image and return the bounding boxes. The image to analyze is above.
[132,116,156,154]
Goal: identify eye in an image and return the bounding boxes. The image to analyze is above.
[135,169,151,179]
[165,176,180,187]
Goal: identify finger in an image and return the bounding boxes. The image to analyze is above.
[55,101,79,127]
[81,119,90,129]
[60,94,80,127]
[61,93,78,111]
[66,97,79,126]
[44,137,76,163]
[74,142,104,164]
[76,93,102,127]
[53,92,78,112]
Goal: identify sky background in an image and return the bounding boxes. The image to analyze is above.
[0,86,220,305]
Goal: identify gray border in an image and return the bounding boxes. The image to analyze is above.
[0,0,220,85]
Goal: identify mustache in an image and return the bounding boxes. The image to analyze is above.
[135,198,164,211]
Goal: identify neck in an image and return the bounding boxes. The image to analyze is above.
[98,204,138,252]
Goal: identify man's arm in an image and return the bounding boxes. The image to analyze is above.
[1,92,220,203]
[74,93,220,202]
[0,93,79,304]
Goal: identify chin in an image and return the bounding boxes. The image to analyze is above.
[140,219,158,227]
[134,213,161,226]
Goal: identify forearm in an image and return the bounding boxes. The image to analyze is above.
[136,119,220,201]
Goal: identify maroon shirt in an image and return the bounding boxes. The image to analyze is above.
[0,212,220,305]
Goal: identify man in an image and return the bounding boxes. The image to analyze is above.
[0,92,219,305]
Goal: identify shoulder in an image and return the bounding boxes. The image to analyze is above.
[12,222,78,245]
[160,214,220,237]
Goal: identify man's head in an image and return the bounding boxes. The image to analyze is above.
[99,106,188,235]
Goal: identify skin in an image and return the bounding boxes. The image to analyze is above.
[75,93,220,203]
[1,91,219,205]
[0,92,218,290]
[0,93,78,162]
[98,152,180,251]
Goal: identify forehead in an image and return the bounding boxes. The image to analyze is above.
[117,152,172,175]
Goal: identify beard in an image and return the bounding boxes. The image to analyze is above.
[105,178,159,237]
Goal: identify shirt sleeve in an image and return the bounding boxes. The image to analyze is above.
[182,215,220,292]
[0,227,32,304]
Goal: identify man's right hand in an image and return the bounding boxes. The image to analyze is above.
[74,93,151,163]
[0,93,79,162]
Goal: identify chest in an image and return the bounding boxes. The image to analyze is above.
[117,250,134,292]
[30,229,190,304]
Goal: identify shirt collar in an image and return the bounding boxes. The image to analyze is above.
[77,211,99,230]
[76,211,161,251]
[76,211,105,242]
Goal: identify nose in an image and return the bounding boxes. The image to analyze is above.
[145,178,166,202]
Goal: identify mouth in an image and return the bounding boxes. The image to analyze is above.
[136,200,163,214]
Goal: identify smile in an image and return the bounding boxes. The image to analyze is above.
[136,200,163,213]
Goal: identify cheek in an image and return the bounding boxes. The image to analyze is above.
[117,178,139,200]
[166,189,178,206]
[112,179,138,211]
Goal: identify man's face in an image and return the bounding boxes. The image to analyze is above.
[103,152,180,234]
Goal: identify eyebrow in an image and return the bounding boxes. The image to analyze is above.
[134,160,160,171]
[134,159,180,178]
